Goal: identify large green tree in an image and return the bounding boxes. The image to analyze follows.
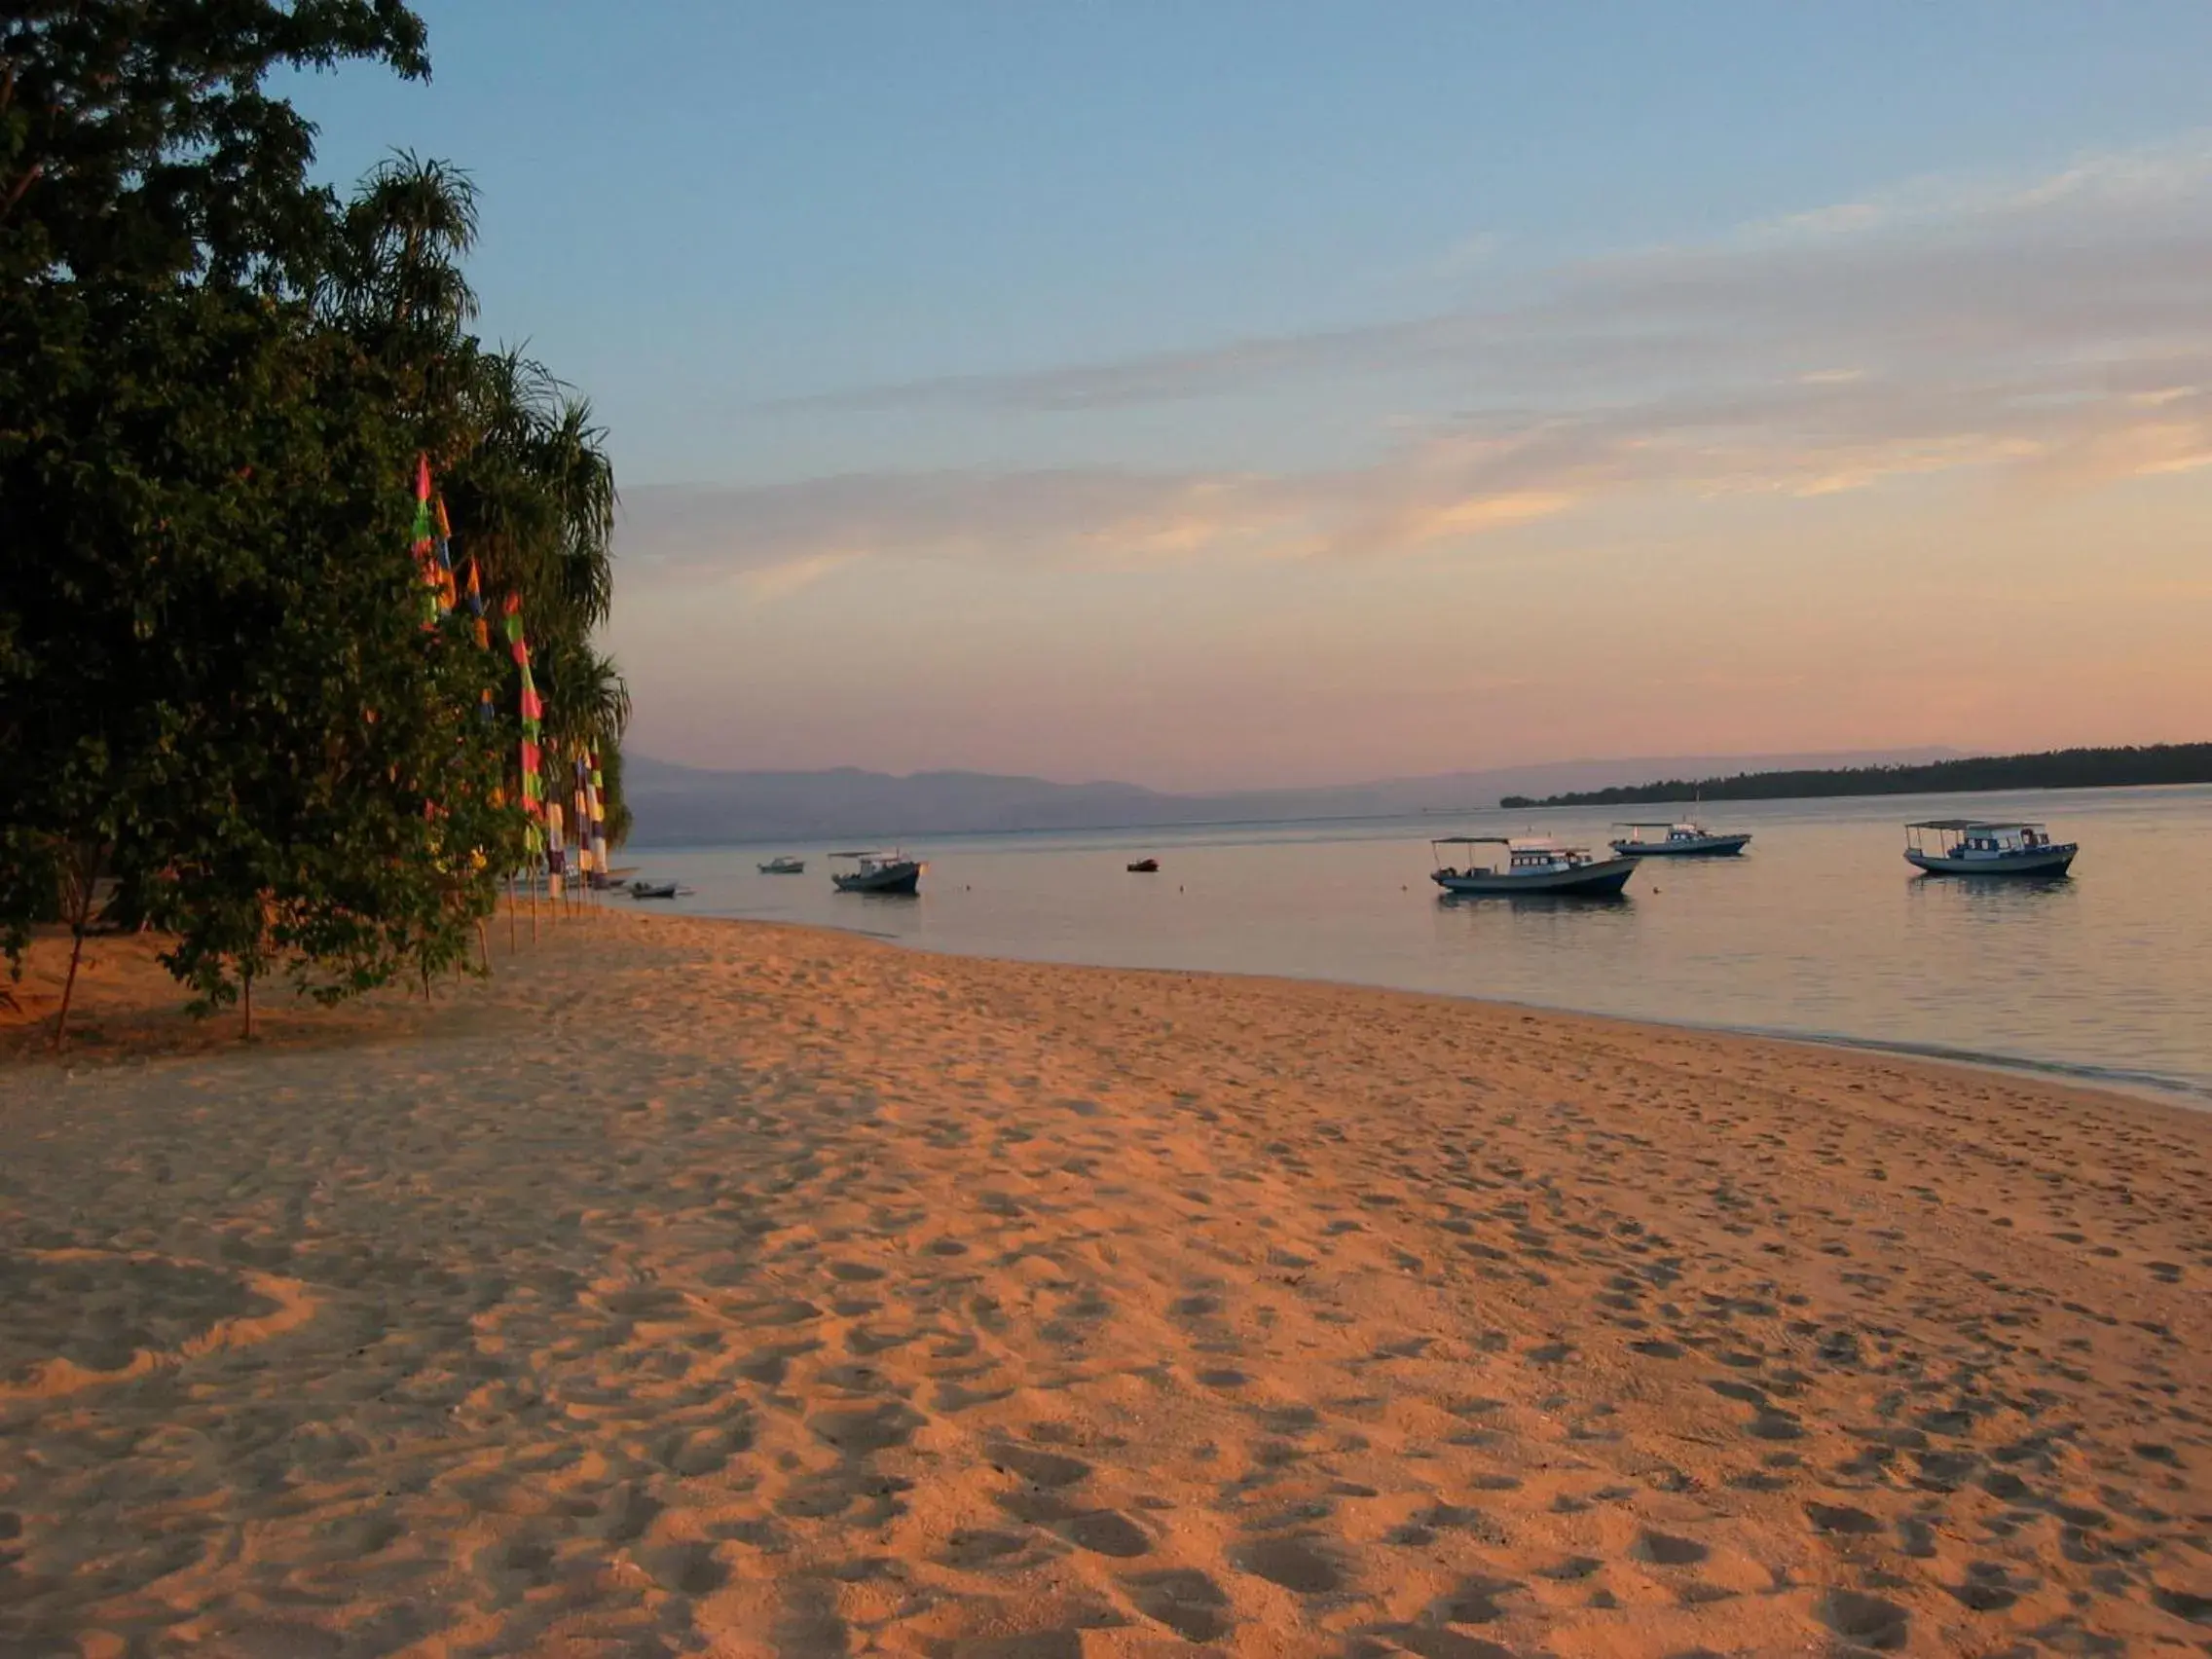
[1,3,570,1042]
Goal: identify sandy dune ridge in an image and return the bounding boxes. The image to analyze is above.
[2,912,2208,1656]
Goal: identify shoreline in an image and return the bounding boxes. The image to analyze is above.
[662,906,2212,1114]
[13,900,2207,1114]
[4,911,2207,1654]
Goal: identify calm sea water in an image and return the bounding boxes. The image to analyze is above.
[626,785,2212,1105]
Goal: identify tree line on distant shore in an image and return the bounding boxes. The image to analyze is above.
[2,4,626,1042]
[1497,743,2212,809]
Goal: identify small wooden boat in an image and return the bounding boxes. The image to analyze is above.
[1126,858,1160,873]
[830,849,924,895]
[1904,820,2076,877]
[757,856,806,874]
[628,879,687,900]
[1430,836,1637,898]
[1609,820,1751,857]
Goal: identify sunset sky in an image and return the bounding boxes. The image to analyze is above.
[297,3,2212,790]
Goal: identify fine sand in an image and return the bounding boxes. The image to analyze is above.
[2,912,2208,1657]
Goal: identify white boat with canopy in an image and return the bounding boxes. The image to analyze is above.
[1903,820,2076,877]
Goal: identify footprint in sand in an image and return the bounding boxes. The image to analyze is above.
[0,1248,315,1400]
[1231,1532,1348,1595]
[1814,1588,1911,1650]
[1127,1567,1232,1641]
[1631,1529,1710,1567]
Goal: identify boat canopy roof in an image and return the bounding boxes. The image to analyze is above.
[1432,835,1591,855]
[1906,819,2046,832]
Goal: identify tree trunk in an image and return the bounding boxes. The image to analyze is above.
[241,970,254,1042]
[50,843,103,1052]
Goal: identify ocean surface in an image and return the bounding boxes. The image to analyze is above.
[622,785,2212,1105]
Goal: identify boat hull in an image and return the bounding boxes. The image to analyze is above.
[1432,857,1637,897]
[1905,846,2076,877]
[831,864,923,895]
[757,861,805,874]
[1610,834,1751,858]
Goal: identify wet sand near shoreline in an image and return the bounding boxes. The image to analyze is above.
[2,912,2208,1656]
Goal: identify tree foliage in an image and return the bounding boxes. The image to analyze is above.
[323,154,628,796]
[2,2,428,288]
[1,3,624,1039]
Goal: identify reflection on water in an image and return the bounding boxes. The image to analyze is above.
[1906,870,2079,904]
[1436,892,1633,911]
[638,785,2212,1104]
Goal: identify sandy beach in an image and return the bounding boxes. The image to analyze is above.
[2,912,2208,1657]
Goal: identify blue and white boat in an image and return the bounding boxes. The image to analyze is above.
[1430,836,1637,898]
[1904,820,2077,877]
[1609,820,1751,857]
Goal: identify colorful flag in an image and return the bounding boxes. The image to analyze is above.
[572,756,593,874]
[410,455,440,628]
[546,800,567,896]
[587,754,609,879]
[430,493,459,615]
[504,593,545,850]
[464,558,490,650]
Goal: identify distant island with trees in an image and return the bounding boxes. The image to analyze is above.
[1497,742,2212,809]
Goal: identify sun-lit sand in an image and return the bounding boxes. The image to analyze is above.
[3,910,2208,1656]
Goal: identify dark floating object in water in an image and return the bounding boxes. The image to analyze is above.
[629,879,689,900]
[1127,858,1160,873]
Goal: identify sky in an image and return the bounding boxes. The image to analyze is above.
[293,3,2212,790]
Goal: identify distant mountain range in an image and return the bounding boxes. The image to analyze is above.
[623,748,1964,845]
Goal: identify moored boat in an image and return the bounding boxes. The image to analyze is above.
[1126,858,1160,873]
[830,849,925,895]
[757,855,806,874]
[1904,820,2076,877]
[1430,836,1637,898]
[1609,820,1751,857]
[628,879,689,900]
